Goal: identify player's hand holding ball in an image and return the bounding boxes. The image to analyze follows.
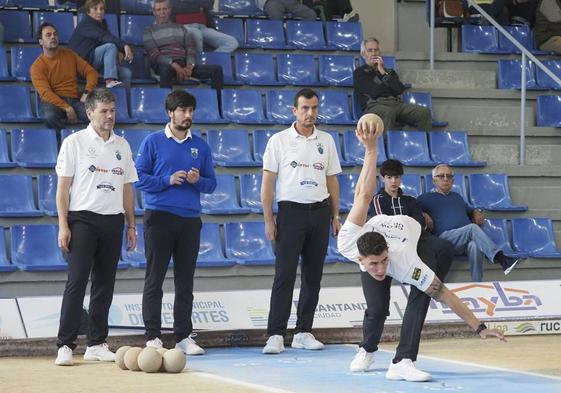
[356,113,384,150]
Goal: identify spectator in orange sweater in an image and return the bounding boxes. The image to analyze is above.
[31,22,99,130]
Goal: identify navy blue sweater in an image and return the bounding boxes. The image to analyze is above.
[69,14,124,65]
[417,191,474,236]
[135,130,217,218]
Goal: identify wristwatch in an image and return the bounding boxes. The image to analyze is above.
[475,322,487,335]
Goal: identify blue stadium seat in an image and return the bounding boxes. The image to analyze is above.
[37,174,57,216]
[0,227,16,272]
[235,52,282,85]
[386,131,435,166]
[266,89,297,125]
[498,25,533,54]
[338,173,358,212]
[115,129,152,158]
[277,53,321,86]
[536,61,561,90]
[352,92,362,120]
[198,223,236,267]
[239,173,279,214]
[317,91,355,125]
[512,218,561,258]
[188,88,228,124]
[0,47,14,81]
[428,131,486,166]
[327,131,354,167]
[120,14,154,45]
[382,55,397,71]
[0,10,34,43]
[11,225,68,271]
[11,128,58,168]
[199,51,240,85]
[0,86,40,122]
[127,46,158,84]
[131,87,170,124]
[222,89,271,124]
[402,91,448,127]
[132,184,144,216]
[8,0,50,9]
[468,173,527,211]
[10,46,42,81]
[482,218,527,259]
[121,0,153,14]
[252,129,279,163]
[218,0,265,16]
[246,19,289,49]
[326,234,348,263]
[497,59,539,90]
[318,55,355,87]
[425,173,470,205]
[32,11,74,44]
[112,87,138,124]
[380,174,423,197]
[0,129,16,168]
[121,224,146,267]
[536,95,561,127]
[225,221,275,265]
[206,129,259,167]
[213,17,246,48]
[343,130,386,165]
[77,12,119,37]
[286,20,329,50]
[201,174,250,214]
[461,25,502,53]
[325,21,362,51]
[0,175,42,217]
[60,128,80,141]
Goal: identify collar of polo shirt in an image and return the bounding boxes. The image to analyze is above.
[86,124,115,143]
[290,122,318,140]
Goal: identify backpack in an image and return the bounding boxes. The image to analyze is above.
[437,0,465,17]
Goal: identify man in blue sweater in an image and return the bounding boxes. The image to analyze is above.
[417,164,520,282]
[135,89,216,355]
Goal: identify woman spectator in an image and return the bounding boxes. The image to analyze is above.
[69,0,133,88]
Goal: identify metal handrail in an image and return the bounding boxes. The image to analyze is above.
[429,0,561,165]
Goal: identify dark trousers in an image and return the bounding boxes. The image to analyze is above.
[365,101,432,132]
[156,63,224,91]
[142,210,201,343]
[57,211,124,349]
[360,231,454,361]
[40,97,88,131]
[303,0,353,19]
[266,201,331,336]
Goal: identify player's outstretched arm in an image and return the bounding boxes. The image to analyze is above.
[346,114,384,227]
[425,276,507,341]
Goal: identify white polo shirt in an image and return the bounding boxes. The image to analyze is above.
[262,123,342,203]
[56,125,138,215]
[337,214,435,292]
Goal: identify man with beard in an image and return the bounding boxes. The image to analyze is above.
[261,88,342,354]
[135,89,217,355]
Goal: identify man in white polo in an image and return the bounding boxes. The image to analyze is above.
[261,88,342,354]
[54,88,138,366]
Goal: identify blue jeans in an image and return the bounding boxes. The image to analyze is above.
[439,223,500,282]
[93,43,132,87]
[184,23,239,53]
[39,97,87,130]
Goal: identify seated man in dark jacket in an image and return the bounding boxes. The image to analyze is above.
[69,0,132,88]
[353,38,431,132]
[535,0,561,54]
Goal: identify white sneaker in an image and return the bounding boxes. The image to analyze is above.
[291,332,324,350]
[176,335,205,355]
[55,345,74,366]
[386,359,432,382]
[105,80,123,89]
[342,10,359,22]
[83,343,116,362]
[262,335,285,354]
[349,347,374,372]
[146,337,163,349]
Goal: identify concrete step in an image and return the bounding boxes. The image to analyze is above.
[400,69,496,90]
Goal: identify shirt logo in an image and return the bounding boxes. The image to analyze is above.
[290,161,298,168]
[88,147,96,158]
[317,143,324,154]
[96,182,115,193]
[115,150,122,160]
[300,179,318,188]
[313,162,325,171]
[191,147,198,159]
[412,267,421,281]
[88,165,96,172]
[111,167,124,176]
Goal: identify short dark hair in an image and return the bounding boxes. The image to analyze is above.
[357,231,388,257]
[380,159,404,177]
[83,0,105,13]
[166,90,196,112]
[293,88,319,107]
[84,88,115,112]
[37,22,56,42]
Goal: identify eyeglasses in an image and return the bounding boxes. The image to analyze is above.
[364,48,380,53]
[434,174,454,179]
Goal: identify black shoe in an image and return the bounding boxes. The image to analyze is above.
[501,257,520,275]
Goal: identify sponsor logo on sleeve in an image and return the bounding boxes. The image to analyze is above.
[412,267,421,281]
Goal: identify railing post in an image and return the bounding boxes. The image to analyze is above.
[429,0,435,71]
[520,52,527,166]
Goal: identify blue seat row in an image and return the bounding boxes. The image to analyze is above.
[497,60,561,90]
[461,25,551,55]
[536,95,561,127]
